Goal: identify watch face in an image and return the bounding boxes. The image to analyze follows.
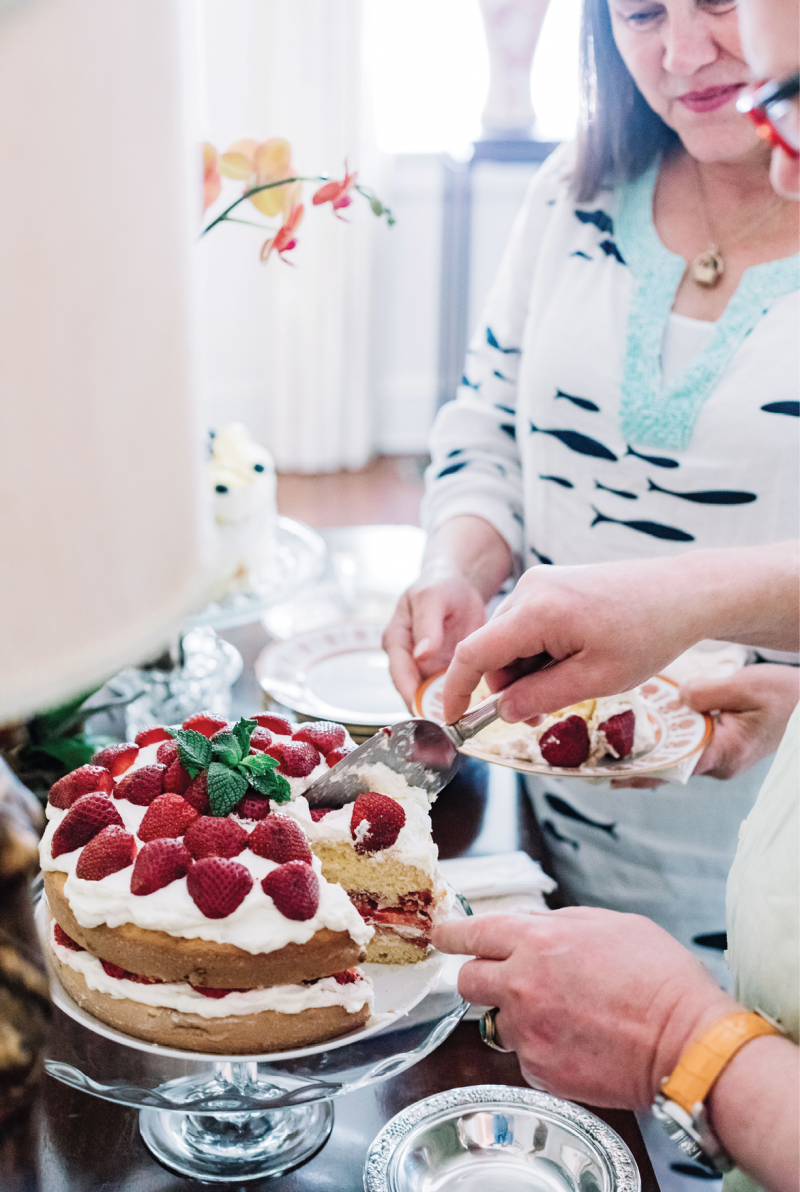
[652,1100,732,1174]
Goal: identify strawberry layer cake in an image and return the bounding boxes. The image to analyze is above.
[41,713,374,1054]
[475,690,656,769]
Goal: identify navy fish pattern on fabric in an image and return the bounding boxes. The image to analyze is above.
[494,370,513,382]
[595,480,637,500]
[487,326,521,354]
[761,400,799,416]
[530,422,618,461]
[647,479,757,505]
[575,209,614,235]
[600,239,625,264]
[495,403,515,415]
[530,545,553,565]
[570,250,592,260]
[543,820,579,850]
[447,448,464,458]
[555,389,600,412]
[437,461,468,479]
[540,474,574,489]
[461,374,479,390]
[626,445,680,468]
[591,506,695,541]
[670,1163,722,1181]
[693,931,727,951]
[500,423,516,440]
[544,794,617,837]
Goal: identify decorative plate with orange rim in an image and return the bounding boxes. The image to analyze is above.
[414,672,713,779]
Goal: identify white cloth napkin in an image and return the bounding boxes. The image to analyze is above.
[440,850,555,914]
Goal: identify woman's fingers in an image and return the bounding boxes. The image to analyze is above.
[383,600,423,710]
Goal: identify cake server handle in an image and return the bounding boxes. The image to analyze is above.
[444,650,557,746]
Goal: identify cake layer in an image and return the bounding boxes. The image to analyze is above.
[51,950,371,1053]
[45,871,362,988]
[365,930,428,965]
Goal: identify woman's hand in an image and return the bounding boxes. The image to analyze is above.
[684,664,800,779]
[383,575,487,710]
[383,515,513,711]
[432,908,734,1109]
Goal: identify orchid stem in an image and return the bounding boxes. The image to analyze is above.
[201,176,326,236]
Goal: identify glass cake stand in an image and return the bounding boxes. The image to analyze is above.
[37,893,469,1183]
[185,516,327,632]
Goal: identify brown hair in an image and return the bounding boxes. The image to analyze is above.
[573,0,680,202]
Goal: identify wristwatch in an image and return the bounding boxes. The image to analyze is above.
[652,1009,784,1172]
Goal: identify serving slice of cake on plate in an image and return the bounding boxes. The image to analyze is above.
[473,688,657,769]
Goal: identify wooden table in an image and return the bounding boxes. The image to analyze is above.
[1,622,659,1191]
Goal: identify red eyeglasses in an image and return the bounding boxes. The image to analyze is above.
[737,72,800,160]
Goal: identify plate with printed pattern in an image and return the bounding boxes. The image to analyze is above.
[414,672,712,779]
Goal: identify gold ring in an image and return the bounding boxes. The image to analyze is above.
[478,1007,514,1053]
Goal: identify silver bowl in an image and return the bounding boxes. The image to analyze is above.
[364,1085,641,1192]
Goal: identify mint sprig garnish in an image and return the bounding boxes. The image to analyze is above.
[247,767,292,804]
[211,730,243,768]
[207,761,248,817]
[170,716,292,815]
[166,727,213,777]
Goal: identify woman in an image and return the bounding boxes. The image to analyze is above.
[384,0,799,974]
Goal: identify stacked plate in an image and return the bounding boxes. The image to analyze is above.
[256,525,425,740]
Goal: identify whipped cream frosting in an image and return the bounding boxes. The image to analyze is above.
[41,744,372,953]
[285,794,441,880]
[49,918,372,1019]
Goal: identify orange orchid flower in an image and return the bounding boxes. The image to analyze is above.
[260,203,304,264]
[219,137,299,219]
[202,143,221,211]
[312,166,358,219]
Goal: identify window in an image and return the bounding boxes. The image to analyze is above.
[364,0,582,156]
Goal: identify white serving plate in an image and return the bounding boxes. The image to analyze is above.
[255,621,409,730]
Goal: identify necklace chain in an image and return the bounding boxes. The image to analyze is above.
[690,162,787,288]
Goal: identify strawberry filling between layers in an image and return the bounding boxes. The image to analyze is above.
[349,891,434,949]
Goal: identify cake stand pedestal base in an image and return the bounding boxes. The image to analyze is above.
[140,1098,333,1182]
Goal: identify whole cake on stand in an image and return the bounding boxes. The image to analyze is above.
[40,710,449,1056]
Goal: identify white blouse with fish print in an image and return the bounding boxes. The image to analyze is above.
[422,141,799,978]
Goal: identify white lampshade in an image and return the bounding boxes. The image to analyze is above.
[0,0,212,723]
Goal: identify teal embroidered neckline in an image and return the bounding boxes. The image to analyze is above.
[615,161,800,451]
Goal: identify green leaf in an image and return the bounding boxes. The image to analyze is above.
[207,761,248,817]
[369,197,383,216]
[27,734,108,771]
[166,728,213,778]
[211,731,243,768]
[232,717,257,756]
[238,752,279,775]
[247,768,291,804]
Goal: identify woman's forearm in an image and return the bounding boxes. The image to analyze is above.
[420,515,513,603]
[708,1035,799,1191]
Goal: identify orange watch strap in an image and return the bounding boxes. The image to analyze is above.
[662,1010,783,1114]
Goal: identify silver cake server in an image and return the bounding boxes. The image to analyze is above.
[302,650,555,808]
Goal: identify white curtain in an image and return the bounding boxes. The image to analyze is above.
[199,0,375,473]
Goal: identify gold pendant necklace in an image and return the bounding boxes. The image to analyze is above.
[690,163,787,290]
[691,244,724,288]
